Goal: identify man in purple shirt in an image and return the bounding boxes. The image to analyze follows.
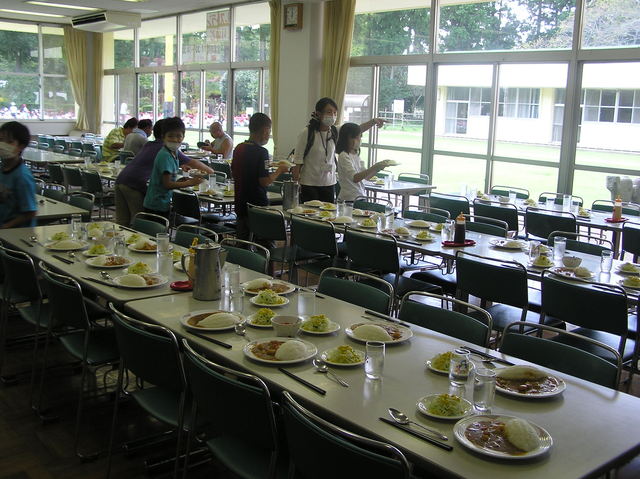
[114,119,213,226]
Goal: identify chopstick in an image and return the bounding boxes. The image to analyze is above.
[82,276,119,288]
[20,238,34,248]
[278,367,326,396]
[45,198,57,204]
[189,331,233,350]
[459,346,514,366]
[364,310,412,328]
[52,254,73,265]
[379,417,453,451]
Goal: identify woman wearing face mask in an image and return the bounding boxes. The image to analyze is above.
[143,117,203,219]
[292,97,385,204]
[0,121,37,228]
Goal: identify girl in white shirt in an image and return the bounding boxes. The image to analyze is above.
[336,123,391,202]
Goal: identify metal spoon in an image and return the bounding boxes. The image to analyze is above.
[312,358,349,387]
[67,252,76,262]
[387,408,448,441]
[30,235,41,246]
[234,322,250,341]
[100,271,113,281]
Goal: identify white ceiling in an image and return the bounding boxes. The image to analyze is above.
[0,0,247,23]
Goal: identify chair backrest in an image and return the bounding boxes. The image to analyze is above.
[541,272,629,338]
[39,263,90,331]
[402,205,449,223]
[290,215,338,257]
[353,196,393,214]
[80,170,104,194]
[68,192,94,221]
[464,214,508,237]
[47,164,64,184]
[247,204,287,242]
[0,245,43,302]
[43,186,67,202]
[538,192,583,206]
[429,192,470,217]
[490,185,529,199]
[592,200,640,217]
[174,224,219,248]
[399,291,492,347]
[622,222,640,260]
[171,190,201,221]
[219,238,270,274]
[109,303,186,394]
[52,145,65,153]
[525,207,576,240]
[455,251,529,309]
[34,178,46,195]
[547,230,613,256]
[38,142,50,150]
[500,321,621,389]
[344,229,399,275]
[62,166,83,187]
[472,199,519,232]
[132,212,169,236]
[318,267,393,315]
[210,161,231,177]
[282,391,410,479]
[181,339,280,463]
[396,173,430,195]
[68,148,83,157]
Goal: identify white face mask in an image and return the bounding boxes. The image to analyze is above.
[0,141,16,159]
[165,141,180,152]
[322,115,336,127]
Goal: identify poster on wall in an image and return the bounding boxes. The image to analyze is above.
[206,10,230,62]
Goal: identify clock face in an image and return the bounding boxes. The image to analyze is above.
[286,6,298,25]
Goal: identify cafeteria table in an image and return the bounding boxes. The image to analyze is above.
[23,147,84,165]
[124,278,640,479]
[0,223,189,305]
[35,195,89,223]
[366,180,436,212]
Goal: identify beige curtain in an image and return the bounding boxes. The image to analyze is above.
[269,0,282,154]
[63,26,89,130]
[92,33,103,134]
[320,0,356,124]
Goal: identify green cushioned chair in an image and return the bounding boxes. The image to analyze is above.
[290,215,347,281]
[525,207,576,242]
[132,211,169,236]
[473,199,520,233]
[318,267,394,315]
[429,192,470,218]
[622,222,640,263]
[173,224,219,248]
[490,185,529,199]
[220,238,270,274]
[547,230,613,256]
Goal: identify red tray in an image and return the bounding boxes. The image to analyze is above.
[442,240,476,247]
[605,217,628,223]
[170,280,193,291]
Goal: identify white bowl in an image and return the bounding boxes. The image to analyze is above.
[562,256,582,268]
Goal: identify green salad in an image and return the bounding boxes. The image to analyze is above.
[252,308,275,325]
[301,314,330,332]
[126,233,141,245]
[255,289,285,305]
[430,351,454,371]
[128,262,151,275]
[362,217,377,227]
[426,394,468,417]
[51,231,70,241]
[88,244,107,255]
[326,345,362,364]
[172,250,183,262]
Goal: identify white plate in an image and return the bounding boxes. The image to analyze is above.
[345,321,413,344]
[425,359,449,375]
[242,280,296,295]
[528,261,554,270]
[249,295,290,307]
[243,337,317,365]
[358,222,378,229]
[495,372,566,399]
[127,242,159,253]
[616,264,640,275]
[174,261,184,272]
[549,266,594,280]
[328,217,354,224]
[619,279,640,290]
[429,224,445,233]
[47,234,72,242]
[246,312,274,328]
[300,319,341,335]
[411,233,436,242]
[406,220,431,228]
[287,208,318,216]
[303,200,324,208]
[82,248,113,257]
[44,240,89,251]
[320,347,366,367]
[85,256,133,269]
[180,310,244,332]
[112,274,168,289]
[489,239,525,250]
[453,414,553,460]
[417,394,473,420]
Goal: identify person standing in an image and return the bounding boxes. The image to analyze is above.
[201,121,233,159]
[123,118,153,156]
[0,121,37,228]
[102,117,138,162]
[231,113,288,241]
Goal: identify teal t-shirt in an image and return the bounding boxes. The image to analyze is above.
[143,147,179,212]
[0,160,37,227]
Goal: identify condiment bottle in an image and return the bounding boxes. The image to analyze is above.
[612,195,622,221]
[453,212,466,244]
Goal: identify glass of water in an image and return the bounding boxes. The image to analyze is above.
[473,368,496,413]
[449,348,473,388]
[562,194,571,211]
[553,236,566,261]
[509,190,517,204]
[225,263,241,295]
[601,249,613,273]
[443,219,455,242]
[70,214,82,238]
[365,341,385,380]
[297,289,316,318]
[546,197,555,210]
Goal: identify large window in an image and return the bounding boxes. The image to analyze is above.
[0,21,75,120]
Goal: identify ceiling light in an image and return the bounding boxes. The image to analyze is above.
[0,8,65,17]
[26,1,100,11]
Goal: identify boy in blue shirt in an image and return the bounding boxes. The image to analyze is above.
[143,117,203,218]
[0,121,37,228]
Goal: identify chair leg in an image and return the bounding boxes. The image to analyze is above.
[181,401,197,479]
[173,393,187,479]
[33,329,53,417]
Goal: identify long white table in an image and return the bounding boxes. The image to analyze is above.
[124,285,640,479]
[35,195,88,223]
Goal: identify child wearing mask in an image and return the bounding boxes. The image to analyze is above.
[143,117,203,218]
[0,121,37,228]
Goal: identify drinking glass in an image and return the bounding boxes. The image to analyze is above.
[384,204,394,229]
[562,194,571,212]
[343,201,353,217]
[365,341,385,380]
[225,263,241,295]
[546,197,555,210]
[601,250,613,273]
[70,214,82,238]
[443,219,455,242]
[336,199,345,216]
[553,236,566,261]
[114,159,122,170]
[114,236,126,257]
[509,190,517,204]
[572,200,580,214]
[229,291,244,315]
[297,289,316,318]
[449,348,473,387]
[529,240,540,263]
[156,233,170,253]
[473,368,497,413]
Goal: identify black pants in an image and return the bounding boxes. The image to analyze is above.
[300,184,335,204]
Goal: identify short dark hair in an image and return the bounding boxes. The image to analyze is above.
[161,117,185,137]
[138,119,153,130]
[0,121,31,147]
[336,122,360,155]
[123,117,138,129]
[315,97,338,113]
[248,113,271,133]
[152,119,165,139]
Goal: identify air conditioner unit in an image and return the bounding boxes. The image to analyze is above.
[71,11,141,32]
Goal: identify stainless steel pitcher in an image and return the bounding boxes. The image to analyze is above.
[181,242,227,301]
[282,179,299,211]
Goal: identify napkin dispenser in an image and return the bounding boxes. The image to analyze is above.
[182,242,227,301]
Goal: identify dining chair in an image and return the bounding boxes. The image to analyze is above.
[547,230,613,256]
[68,148,83,157]
[397,172,431,196]
[132,212,169,236]
[429,192,470,218]
[402,205,450,223]
[353,195,394,214]
[107,303,188,479]
[399,291,492,347]
[472,199,520,233]
[181,339,285,479]
[47,163,64,185]
[81,170,115,219]
[490,185,529,199]
[219,238,271,274]
[464,214,508,237]
[538,192,583,206]
[318,267,394,315]
[524,207,576,241]
[61,166,83,193]
[42,184,67,202]
[500,321,622,389]
[37,263,117,459]
[174,224,219,248]
[68,192,95,221]
[171,189,202,228]
[621,222,640,262]
[591,200,640,217]
[281,391,412,479]
[209,160,232,177]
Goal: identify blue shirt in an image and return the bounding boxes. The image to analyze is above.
[143,147,179,213]
[0,160,37,227]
